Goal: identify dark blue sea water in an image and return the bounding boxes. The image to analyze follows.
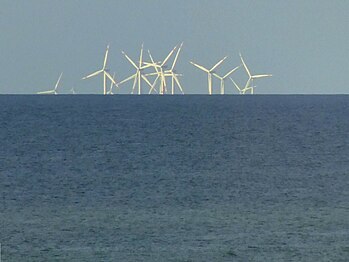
[1,95,349,261]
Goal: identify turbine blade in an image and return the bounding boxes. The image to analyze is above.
[143,62,161,68]
[171,42,183,70]
[103,44,110,69]
[223,65,240,79]
[37,90,54,94]
[244,78,251,90]
[147,50,156,65]
[212,73,222,80]
[147,50,160,73]
[111,73,117,88]
[118,74,136,85]
[141,62,161,69]
[82,69,103,79]
[141,63,159,70]
[229,77,241,91]
[105,71,116,86]
[173,74,184,94]
[143,72,159,77]
[190,61,210,73]
[107,72,117,93]
[210,56,227,72]
[54,72,63,90]
[141,74,153,89]
[139,43,144,68]
[239,53,251,78]
[148,75,160,94]
[252,74,272,79]
[162,45,177,66]
[122,51,138,69]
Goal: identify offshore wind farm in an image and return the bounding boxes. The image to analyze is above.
[37,43,272,96]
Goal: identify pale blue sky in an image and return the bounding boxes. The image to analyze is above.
[1,0,348,94]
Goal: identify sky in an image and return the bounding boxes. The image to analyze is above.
[1,0,348,94]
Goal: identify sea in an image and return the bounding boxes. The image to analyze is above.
[1,95,348,261]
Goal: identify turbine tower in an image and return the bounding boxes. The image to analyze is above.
[118,44,155,95]
[239,53,272,93]
[213,65,240,95]
[37,72,63,95]
[190,56,227,95]
[82,44,116,95]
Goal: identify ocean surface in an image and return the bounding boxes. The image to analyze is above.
[1,95,349,261]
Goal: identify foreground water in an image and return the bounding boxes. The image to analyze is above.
[1,95,349,261]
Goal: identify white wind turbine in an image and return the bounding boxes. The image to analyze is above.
[229,78,255,94]
[118,44,155,95]
[190,56,227,95]
[239,53,272,93]
[37,72,63,95]
[145,45,178,95]
[82,44,116,95]
[164,42,184,95]
[213,65,240,95]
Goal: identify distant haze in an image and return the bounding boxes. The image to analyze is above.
[1,0,348,94]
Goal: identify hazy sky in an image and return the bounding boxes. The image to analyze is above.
[1,0,348,94]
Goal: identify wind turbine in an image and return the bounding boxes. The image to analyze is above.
[239,53,272,93]
[37,72,63,95]
[164,42,184,95]
[190,56,227,95]
[118,44,155,95]
[229,78,255,94]
[213,65,240,95]
[82,44,116,95]
[145,45,178,95]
